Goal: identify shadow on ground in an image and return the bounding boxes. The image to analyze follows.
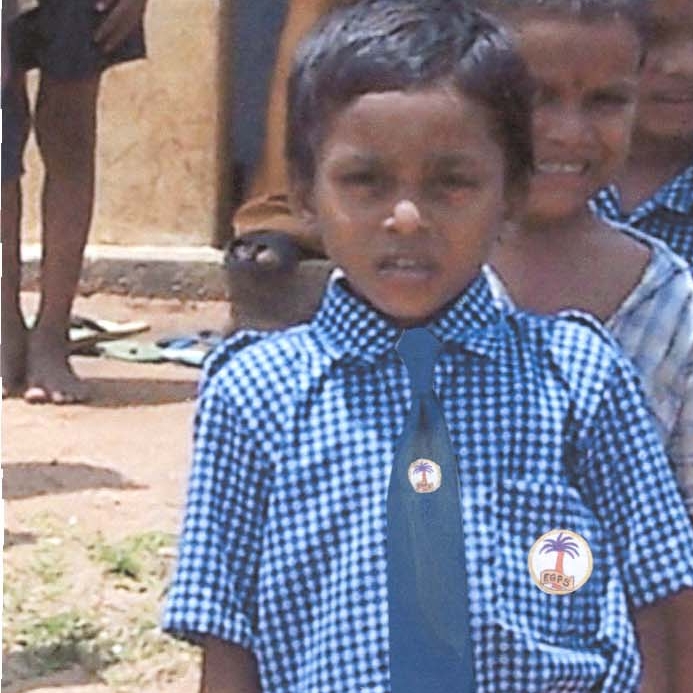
[1,657,100,693]
[79,377,198,408]
[3,462,145,500]
[3,530,37,548]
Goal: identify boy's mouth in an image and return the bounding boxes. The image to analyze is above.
[376,255,436,278]
[535,161,588,175]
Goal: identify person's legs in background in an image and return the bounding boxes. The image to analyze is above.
[4,0,146,403]
[1,71,31,395]
[23,74,100,403]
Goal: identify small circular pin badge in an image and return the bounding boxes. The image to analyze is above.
[528,529,593,595]
[408,459,442,493]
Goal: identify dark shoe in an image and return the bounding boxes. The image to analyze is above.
[225,230,304,273]
[224,230,333,332]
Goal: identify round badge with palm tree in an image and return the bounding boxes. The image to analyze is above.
[528,529,593,595]
[408,458,442,493]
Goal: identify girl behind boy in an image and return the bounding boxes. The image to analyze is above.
[483,0,693,688]
[486,0,693,519]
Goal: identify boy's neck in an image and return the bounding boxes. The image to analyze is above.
[615,132,693,212]
[340,272,484,330]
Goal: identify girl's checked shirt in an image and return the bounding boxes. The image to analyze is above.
[591,163,693,266]
[487,228,693,521]
[164,271,693,693]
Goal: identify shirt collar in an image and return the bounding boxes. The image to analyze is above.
[656,163,693,215]
[598,163,693,219]
[311,268,506,363]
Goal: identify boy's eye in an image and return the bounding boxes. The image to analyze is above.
[339,170,381,188]
[435,173,477,190]
[588,91,634,110]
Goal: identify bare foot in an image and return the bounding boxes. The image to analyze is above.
[2,317,27,397]
[24,329,90,404]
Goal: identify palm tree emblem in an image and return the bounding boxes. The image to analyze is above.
[414,461,433,490]
[408,459,441,493]
[540,532,580,590]
[528,529,593,595]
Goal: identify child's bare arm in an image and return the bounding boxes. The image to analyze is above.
[93,0,147,53]
[635,588,693,693]
[200,637,262,693]
[635,601,670,692]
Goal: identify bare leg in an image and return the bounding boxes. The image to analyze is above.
[24,74,100,404]
[2,178,27,395]
[1,73,30,396]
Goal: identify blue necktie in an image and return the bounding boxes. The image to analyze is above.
[387,327,476,693]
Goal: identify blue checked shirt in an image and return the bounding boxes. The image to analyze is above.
[606,231,693,518]
[164,271,693,693]
[487,227,693,521]
[591,163,693,266]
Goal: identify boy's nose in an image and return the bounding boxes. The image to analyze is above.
[382,200,423,235]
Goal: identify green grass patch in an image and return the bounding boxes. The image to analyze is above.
[89,531,176,582]
[4,523,196,690]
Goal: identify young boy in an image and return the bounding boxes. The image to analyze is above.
[164,2,693,691]
[591,0,693,266]
[1,0,147,403]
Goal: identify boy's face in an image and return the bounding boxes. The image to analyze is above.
[515,15,641,224]
[637,0,693,141]
[299,88,513,326]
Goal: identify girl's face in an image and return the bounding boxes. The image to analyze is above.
[636,0,693,141]
[515,14,641,224]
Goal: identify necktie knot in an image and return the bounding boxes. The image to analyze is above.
[396,328,441,395]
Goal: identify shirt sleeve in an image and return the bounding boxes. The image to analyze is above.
[669,361,693,521]
[576,356,693,611]
[162,371,272,649]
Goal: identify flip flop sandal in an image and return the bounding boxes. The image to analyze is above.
[96,340,166,363]
[25,315,150,354]
[155,330,224,350]
[157,346,208,368]
[68,316,150,353]
[155,330,224,368]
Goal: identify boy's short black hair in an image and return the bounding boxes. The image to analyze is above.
[286,0,534,197]
[480,0,651,47]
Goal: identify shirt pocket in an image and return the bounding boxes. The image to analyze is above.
[491,476,607,649]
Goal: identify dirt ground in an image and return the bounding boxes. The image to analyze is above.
[3,292,234,693]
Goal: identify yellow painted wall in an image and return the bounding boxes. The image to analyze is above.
[21,0,224,246]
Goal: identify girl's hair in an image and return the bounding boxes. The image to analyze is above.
[286,0,534,196]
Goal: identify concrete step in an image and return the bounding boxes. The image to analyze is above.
[21,244,334,331]
[21,244,229,301]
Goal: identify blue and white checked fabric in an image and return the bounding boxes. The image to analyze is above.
[607,231,693,518]
[591,163,693,266]
[163,271,693,693]
[486,228,693,521]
